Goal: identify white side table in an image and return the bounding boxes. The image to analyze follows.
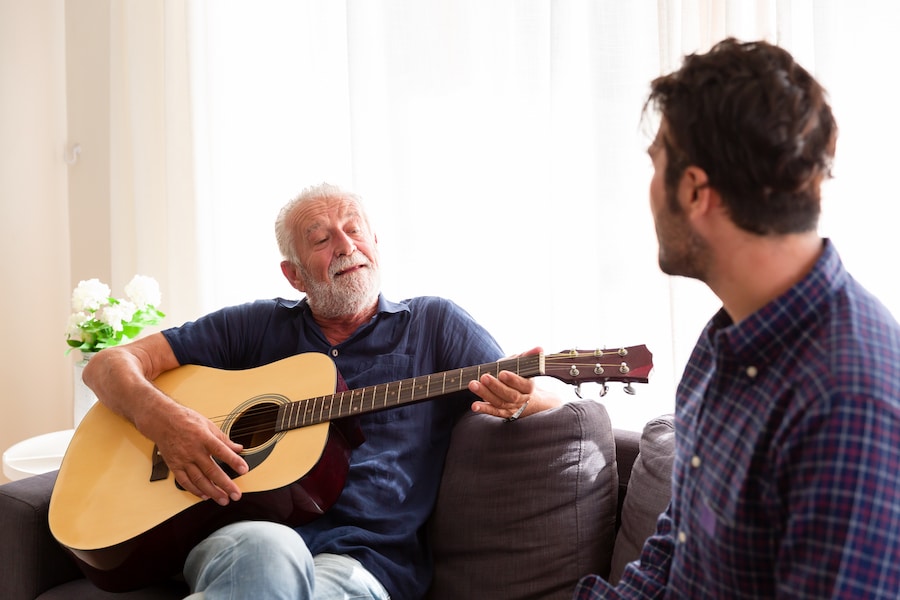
[2,429,74,481]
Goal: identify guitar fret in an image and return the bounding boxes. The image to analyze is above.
[278,403,288,431]
[283,401,292,429]
[291,401,300,428]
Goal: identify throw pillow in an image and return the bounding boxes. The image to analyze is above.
[427,400,618,600]
[608,414,675,584]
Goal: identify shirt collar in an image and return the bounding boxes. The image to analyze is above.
[375,294,410,316]
[705,238,847,364]
[295,293,410,342]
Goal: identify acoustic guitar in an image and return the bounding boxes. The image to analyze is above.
[49,346,652,592]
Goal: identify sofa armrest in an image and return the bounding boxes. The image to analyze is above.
[0,471,82,600]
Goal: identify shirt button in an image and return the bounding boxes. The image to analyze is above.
[678,531,687,543]
[691,455,701,468]
[746,365,758,378]
[330,349,339,357]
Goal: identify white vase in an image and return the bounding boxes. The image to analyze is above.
[73,352,98,428]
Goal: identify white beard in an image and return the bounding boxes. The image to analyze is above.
[300,256,381,319]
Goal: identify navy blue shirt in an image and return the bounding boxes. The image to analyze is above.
[163,294,504,599]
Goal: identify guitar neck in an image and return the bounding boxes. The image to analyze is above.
[276,354,545,431]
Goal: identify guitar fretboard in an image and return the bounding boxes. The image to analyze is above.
[275,354,545,432]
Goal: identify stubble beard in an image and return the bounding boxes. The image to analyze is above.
[657,187,710,282]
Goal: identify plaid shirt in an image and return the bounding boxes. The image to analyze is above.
[575,240,900,599]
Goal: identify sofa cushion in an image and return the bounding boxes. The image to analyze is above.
[428,400,618,600]
[608,414,675,584]
[0,470,82,600]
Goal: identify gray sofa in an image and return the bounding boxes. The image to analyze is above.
[0,401,674,600]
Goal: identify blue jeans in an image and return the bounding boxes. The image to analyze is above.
[182,521,391,600]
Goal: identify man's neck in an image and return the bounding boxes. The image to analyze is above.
[711,232,824,324]
[313,303,379,346]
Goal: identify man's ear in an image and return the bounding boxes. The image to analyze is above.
[680,165,714,215]
[280,260,307,293]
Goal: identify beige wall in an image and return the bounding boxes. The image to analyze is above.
[0,0,112,483]
[66,0,113,287]
[0,0,71,483]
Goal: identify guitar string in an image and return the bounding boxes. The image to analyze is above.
[202,350,644,439]
[198,350,645,440]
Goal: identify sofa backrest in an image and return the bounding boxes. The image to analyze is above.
[428,400,618,600]
[608,414,675,584]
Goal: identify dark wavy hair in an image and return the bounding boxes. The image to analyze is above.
[644,38,837,235]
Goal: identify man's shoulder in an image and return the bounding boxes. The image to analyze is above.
[167,298,307,339]
[199,297,304,313]
[828,277,900,356]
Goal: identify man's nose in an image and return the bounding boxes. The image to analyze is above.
[334,232,357,256]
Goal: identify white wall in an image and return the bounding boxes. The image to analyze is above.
[0,0,72,482]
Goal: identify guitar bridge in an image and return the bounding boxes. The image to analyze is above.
[149,445,169,482]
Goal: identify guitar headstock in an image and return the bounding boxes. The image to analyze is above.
[543,345,653,390]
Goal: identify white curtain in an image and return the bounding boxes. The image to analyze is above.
[116,0,900,430]
[104,1,200,330]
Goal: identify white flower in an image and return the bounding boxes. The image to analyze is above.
[66,312,88,340]
[66,275,165,353]
[71,279,111,312]
[97,300,137,332]
[125,275,162,309]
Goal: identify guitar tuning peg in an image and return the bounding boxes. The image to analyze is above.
[574,383,583,399]
[624,383,636,395]
[598,384,609,398]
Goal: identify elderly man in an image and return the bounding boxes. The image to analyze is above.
[84,182,559,599]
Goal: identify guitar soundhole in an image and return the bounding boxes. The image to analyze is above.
[229,401,280,450]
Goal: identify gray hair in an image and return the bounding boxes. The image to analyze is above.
[274,182,369,265]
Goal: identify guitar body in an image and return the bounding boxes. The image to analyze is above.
[50,352,350,592]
